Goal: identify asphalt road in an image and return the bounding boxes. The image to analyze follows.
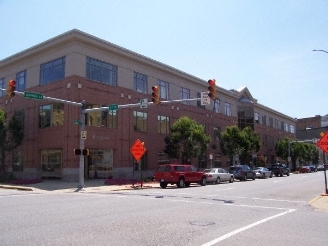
[1,172,327,246]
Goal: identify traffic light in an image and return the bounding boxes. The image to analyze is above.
[74,149,81,155]
[7,80,16,98]
[82,149,90,155]
[207,79,216,100]
[151,86,160,104]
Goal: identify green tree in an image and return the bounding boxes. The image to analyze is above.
[0,109,24,177]
[219,126,260,165]
[163,116,210,163]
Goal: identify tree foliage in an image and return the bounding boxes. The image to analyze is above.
[220,126,260,165]
[163,116,210,163]
[0,109,24,175]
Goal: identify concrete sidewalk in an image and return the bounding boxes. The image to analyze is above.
[1,179,327,213]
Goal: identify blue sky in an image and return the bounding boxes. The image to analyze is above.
[1,0,327,119]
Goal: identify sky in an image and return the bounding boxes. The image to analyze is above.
[0,0,327,119]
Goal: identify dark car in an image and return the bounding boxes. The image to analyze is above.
[229,165,255,181]
[308,165,317,172]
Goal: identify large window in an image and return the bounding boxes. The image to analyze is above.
[133,111,147,132]
[213,99,220,113]
[158,80,169,100]
[41,149,62,179]
[134,72,148,94]
[158,115,170,134]
[40,57,65,85]
[85,104,117,128]
[180,87,190,105]
[86,57,118,85]
[39,103,64,128]
[214,127,221,140]
[0,78,4,97]
[262,115,267,126]
[14,110,25,130]
[224,102,231,116]
[16,70,26,91]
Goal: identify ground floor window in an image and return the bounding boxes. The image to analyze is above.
[41,149,62,179]
[86,149,113,179]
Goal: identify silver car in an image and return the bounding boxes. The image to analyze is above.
[204,168,234,184]
[253,167,272,179]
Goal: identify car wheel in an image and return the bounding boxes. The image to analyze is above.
[252,174,256,180]
[185,182,190,187]
[262,173,265,179]
[160,182,167,188]
[229,176,234,183]
[177,178,185,188]
[280,172,283,177]
[200,176,206,186]
[275,173,279,177]
[215,177,220,184]
[287,171,290,176]
[244,174,247,181]
[269,173,272,178]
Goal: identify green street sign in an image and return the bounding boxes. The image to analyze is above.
[108,104,118,111]
[24,91,44,100]
[73,119,82,125]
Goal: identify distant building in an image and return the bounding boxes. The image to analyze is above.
[0,29,296,181]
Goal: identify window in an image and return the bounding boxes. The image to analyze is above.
[39,103,64,128]
[213,99,220,113]
[14,110,25,130]
[281,121,285,130]
[13,150,23,172]
[86,57,118,85]
[133,111,147,132]
[180,87,190,105]
[214,127,221,140]
[85,104,117,128]
[197,92,205,109]
[134,72,148,94]
[269,117,273,127]
[40,57,65,85]
[41,149,62,179]
[285,123,289,132]
[0,78,5,97]
[158,80,169,100]
[255,112,259,123]
[224,102,231,116]
[290,125,295,134]
[262,115,267,126]
[16,70,26,91]
[158,115,170,134]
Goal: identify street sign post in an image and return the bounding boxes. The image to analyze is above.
[24,91,44,100]
[108,104,118,111]
[81,131,87,140]
[317,132,328,154]
[140,98,148,109]
[130,139,146,162]
[201,92,210,105]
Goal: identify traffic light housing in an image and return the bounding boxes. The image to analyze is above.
[208,79,216,100]
[74,149,81,155]
[151,86,160,104]
[7,80,16,98]
[82,149,90,155]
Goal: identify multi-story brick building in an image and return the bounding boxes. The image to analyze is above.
[0,29,296,181]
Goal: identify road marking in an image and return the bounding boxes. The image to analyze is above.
[202,208,296,246]
[252,197,305,203]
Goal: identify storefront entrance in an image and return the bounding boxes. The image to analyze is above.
[85,149,113,179]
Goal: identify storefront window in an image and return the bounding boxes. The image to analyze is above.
[41,149,62,179]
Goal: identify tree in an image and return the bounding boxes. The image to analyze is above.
[0,109,24,176]
[219,126,260,165]
[163,116,210,163]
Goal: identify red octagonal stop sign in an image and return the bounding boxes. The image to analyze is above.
[130,139,146,161]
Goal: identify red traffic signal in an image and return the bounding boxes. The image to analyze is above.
[208,79,216,100]
[7,80,16,98]
[151,86,160,104]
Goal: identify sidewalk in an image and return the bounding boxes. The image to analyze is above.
[0,179,327,213]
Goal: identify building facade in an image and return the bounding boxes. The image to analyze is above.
[0,29,296,181]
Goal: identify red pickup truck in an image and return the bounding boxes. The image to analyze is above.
[153,164,207,188]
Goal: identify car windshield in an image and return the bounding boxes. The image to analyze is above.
[204,169,215,173]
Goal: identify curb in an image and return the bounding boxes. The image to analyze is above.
[0,185,33,191]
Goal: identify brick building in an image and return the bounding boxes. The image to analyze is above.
[0,29,296,181]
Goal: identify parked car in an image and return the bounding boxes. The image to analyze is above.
[268,163,290,177]
[229,165,255,181]
[317,164,325,171]
[299,166,311,173]
[308,165,317,172]
[204,168,234,184]
[153,164,207,188]
[253,167,272,179]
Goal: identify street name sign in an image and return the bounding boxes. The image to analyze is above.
[316,131,328,154]
[201,92,210,105]
[108,104,118,111]
[73,119,82,125]
[130,139,146,162]
[24,91,44,100]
